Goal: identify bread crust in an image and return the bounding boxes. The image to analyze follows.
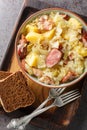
[0,71,12,80]
[0,71,12,107]
[0,71,35,112]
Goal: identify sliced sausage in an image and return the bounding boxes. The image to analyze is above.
[46,49,62,68]
[61,71,77,83]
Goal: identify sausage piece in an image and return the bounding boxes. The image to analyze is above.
[17,35,28,59]
[61,71,76,83]
[46,49,62,68]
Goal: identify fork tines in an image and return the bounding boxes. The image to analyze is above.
[54,87,65,94]
[60,89,81,105]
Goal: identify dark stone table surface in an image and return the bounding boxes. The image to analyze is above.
[0,0,87,130]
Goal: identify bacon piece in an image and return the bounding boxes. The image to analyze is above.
[59,44,63,51]
[39,76,54,85]
[82,30,87,47]
[17,35,28,59]
[33,68,43,77]
[61,71,77,83]
[46,49,62,68]
[39,15,48,22]
[68,52,74,60]
[41,40,49,50]
[17,43,27,59]
[42,20,53,31]
[63,14,70,21]
[38,15,54,31]
[19,34,28,44]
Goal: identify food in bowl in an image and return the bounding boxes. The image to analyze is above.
[16,9,87,86]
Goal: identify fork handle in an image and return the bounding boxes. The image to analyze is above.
[34,96,52,111]
[23,103,55,120]
[7,96,53,129]
[17,104,55,130]
[7,103,55,129]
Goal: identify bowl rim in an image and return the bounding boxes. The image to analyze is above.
[15,7,87,88]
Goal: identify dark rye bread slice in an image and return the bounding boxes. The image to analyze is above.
[0,71,35,112]
[0,71,12,107]
[0,71,12,80]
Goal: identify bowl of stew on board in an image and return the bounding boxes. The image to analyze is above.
[15,8,87,88]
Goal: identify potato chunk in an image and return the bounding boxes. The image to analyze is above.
[26,32,43,44]
[26,24,39,33]
[25,52,38,67]
[79,48,87,57]
[43,28,55,40]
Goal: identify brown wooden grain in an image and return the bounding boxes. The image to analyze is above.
[9,51,57,113]
[6,41,84,130]
[8,49,82,129]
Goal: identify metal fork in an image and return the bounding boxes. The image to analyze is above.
[7,87,65,130]
[7,89,81,130]
[33,87,65,111]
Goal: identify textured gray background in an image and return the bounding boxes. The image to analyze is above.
[0,0,23,69]
[40,0,87,16]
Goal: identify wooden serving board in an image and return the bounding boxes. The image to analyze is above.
[8,49,82,129]
[1,4,87,130]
